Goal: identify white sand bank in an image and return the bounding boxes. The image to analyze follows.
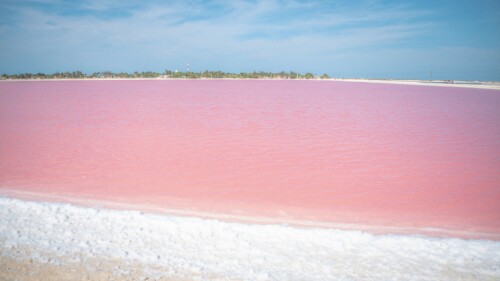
[334,78,500,90]
[1,197,499,281]
[2,78,500,90]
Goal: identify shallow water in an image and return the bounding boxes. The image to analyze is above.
[1,80,499,237]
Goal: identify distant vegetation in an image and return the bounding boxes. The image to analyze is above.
[1,70,330,80]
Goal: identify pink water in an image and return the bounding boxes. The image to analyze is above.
[1,80,499,237]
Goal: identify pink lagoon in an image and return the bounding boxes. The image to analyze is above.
[1,79,499,239]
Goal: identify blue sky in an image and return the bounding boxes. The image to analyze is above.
[1,0,499,80]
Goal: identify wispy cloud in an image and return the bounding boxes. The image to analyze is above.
[1,1,430,46]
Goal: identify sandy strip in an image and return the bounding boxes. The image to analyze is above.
[0,254,195,281]
[1,196,500,281]
[1,78,499,90]
[333,78,500,90]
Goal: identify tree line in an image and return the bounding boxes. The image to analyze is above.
[1,70,330,80]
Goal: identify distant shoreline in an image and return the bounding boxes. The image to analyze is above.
[334,78,500,90]
[2,77,500,90]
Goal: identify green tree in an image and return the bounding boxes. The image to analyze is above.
[304,73,315,79]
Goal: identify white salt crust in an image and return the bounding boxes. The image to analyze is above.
[1,197,499,280]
